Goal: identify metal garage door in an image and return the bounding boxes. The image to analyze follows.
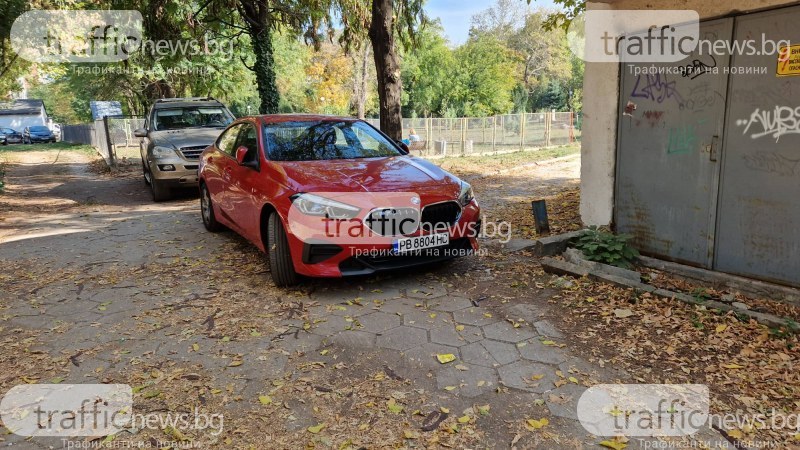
[714,6,800,286]
[616,19,734,267]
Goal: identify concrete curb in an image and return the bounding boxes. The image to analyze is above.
[541,257,795,331]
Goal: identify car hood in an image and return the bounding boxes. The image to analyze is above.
[275,156,462,198]
[150,128,225,149]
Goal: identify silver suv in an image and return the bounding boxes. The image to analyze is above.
[134,97,235,201]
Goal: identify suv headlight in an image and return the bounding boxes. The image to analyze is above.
[458,182,475,206]
[291,193,361,219]
[152,146,176,159]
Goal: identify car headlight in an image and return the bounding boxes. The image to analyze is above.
[458,182,475,206]
[152,146,176,159]
[291,193,361,219]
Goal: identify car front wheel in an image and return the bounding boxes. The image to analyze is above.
[200,184,223,232]
[267,212,299,287]
[150,179,171,202]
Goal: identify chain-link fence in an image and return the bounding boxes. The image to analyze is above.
[63,116,144,168]
[367,112,579,158]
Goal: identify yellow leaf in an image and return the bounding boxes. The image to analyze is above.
[716,324,728,333]
[192,343,199,352]
[444,386,457,391]
[387,398,403,414]
[599,440,628,450]
[477,404,490,415]
[358,423,369,431]
[258,395,272,405]
[307,423,326,434]
[542,340,556,346]
[457,415,470,424]
[228,360,243,367]
[483,313,493,318]
[440,407,450,413]
[531,374,545,381]
[436,353,456,364]
[722,363,744,369]
[320,349,329,356]
[403,430,420,439]
[429,313,437,319]
[455,325,465,332]
[303,322,311,330]
[727,429,744,439]
[525,418,549,430]
[569,377,579,384]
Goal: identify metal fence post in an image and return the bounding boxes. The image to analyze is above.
[545,111,552,147]
[492,116,497,154]
[519,113,525,151]
[103,116,116,168]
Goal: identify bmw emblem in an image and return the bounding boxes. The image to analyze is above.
[411,197,420,206]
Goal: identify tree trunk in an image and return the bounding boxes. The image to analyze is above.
[356,44,370,119]
[248,22,279,114]
[369,0,403,140]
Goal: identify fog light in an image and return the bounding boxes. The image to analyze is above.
[158,164,175,171]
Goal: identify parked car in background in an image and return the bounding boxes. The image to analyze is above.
[134,97,235,202]
[22,126,56,144]
[0,127,22,145]
[50,124,62,141]
[198,115,481,287]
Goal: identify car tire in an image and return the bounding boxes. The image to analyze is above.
[200,183,223,232]
[267,212,299,287]
[142,161,151,186]
[150,179,171,202]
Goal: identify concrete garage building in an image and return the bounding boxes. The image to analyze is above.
[581,0,800,287]
[0,99,49,130]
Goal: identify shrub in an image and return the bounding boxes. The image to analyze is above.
[572,226,640,269]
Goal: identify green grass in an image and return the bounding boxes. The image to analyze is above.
[436,143,580,174]
[0,142,97,155]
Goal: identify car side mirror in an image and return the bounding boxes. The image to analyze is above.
[396,141,410,155]
[235,145,257,168]
[133,128,147,138]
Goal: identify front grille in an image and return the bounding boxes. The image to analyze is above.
[366,207,420,236]
[421,201,461,231]
[339,238,472,275]
[180,145,207,160]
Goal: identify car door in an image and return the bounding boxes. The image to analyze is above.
[226,122,263,242]
[205,124,242,222]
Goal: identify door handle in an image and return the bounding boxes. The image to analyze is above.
[709,135,719,162]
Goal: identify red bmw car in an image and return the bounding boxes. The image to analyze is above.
[198,115,481,286]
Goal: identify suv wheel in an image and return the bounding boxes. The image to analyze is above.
[267,213,299,287]
[200,184,223,232]
[142,161,151,186]
[150,179,171,202]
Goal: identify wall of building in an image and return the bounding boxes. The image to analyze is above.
[579,0,797,226]
[0,112,46,130]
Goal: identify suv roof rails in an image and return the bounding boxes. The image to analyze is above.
[154,97,217,104]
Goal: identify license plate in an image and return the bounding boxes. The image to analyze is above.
[393,233,449,254]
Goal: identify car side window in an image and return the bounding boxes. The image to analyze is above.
[217,124,242,155]
[235,124,259,164]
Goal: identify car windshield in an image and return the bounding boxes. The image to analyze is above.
[154,106,233,131]
[30,126,49,132]
[1,128,16,133]
[263,121,402,161]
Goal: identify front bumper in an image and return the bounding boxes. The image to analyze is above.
[149,159,199,185]
[286,201,482,277]
[28,136,54,142]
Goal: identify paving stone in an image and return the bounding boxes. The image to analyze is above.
[460,341,498,368]
[379,297,424,314]
[482,321,537,343]
[429,322,482,347]
[401,309,445,329]
[376,326,427,351]
[435,364,498,398]
[329,330,376,349]
[498,361,557,393]
[505,303,546,324]
[406,285,448,299]
[308,315,353,336]
[402,343,458,371]
[480,339,519,365]
[359,311,402,334]
[429,296,474,312]
[453,308,500,327]
[545,383,587,420]
[273,332,324,353]
[533,320,565,339]
[518,339,568,365]
[559,357,605,379]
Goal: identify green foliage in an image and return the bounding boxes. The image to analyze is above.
[572,226,640,269]
[451,35,518,116]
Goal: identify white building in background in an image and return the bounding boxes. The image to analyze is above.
[0,99,49,130]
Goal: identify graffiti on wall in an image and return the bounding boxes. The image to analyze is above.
[736,106,800,142]
[631,74,684,105]
[667,119,707,155]
[743,151,800,176]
